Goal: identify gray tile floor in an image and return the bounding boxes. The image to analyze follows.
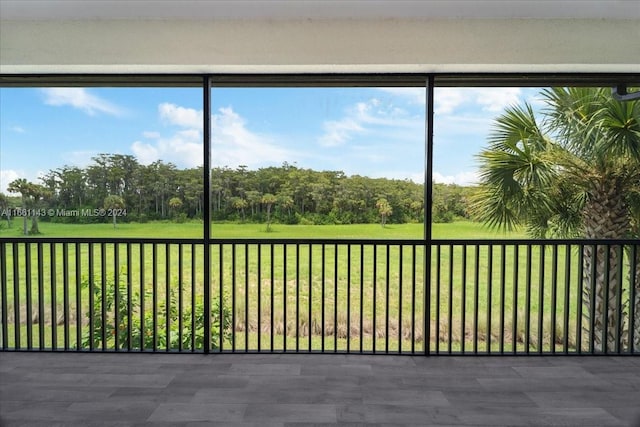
[1,352,639,426]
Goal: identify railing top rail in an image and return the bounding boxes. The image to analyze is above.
[0,237,638,245]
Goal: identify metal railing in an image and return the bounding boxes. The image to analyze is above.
[1,238,638,355]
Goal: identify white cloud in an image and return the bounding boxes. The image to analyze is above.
[435,88,522,115]
[142,131,160,139]
[132,130,201,168]
[132,104,294,169]
[377,87,426,105]
[435,88,467,114]
[317,97,420,147]
[64,150,100,168]
[379,87,522,114]
[434,115,491,138]
[318,117,364,147]
[433,170,479,186]
[131,141,160,165]
[0,169,22,193]
[132,103,204,167]
[211,107,294,167]
[367,169,425,184]
[10,126,25,133]
[159,103,202,129]
[474,88,522,112]
[42,88,124,116]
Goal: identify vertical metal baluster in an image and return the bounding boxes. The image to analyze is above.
[219,244,224,352]
[372,245,376,353]
[499,244,506,355]
[296,243,300,353]
[232,244,236,351]
[347,244,351,353]
[191,243,196,352]
[629,244,637,353]
[270,243,274,352]
[550,245,558,354]
[0,242,7,350]
[24,243,32,350]
[62,243,69,351]
[589,244,597,354]
[114,244,120,351]
[537,244,545,354]
[435,244,441,354]
[139,243,145,351]
[603,245,611,354]
[359,244,364,354]
[424,242,430,356]
[563,244,571,354]
[525,245,531,354]
[37,243,45,350]
[152,243,158,352]
[178,244,183,352]
[447,244,453,354]
[50,243,57,350]
[576,244,584,354]
[615,245,624,354]
[74,244,80,351]
[385,245,390,354]
[512,245,519,355]
[101,243,107,351]
[258,244,261,352]
[100,242,108,351]
[308,244,312,352]
[486,244,493,354]
[411,244,417,354]
[399,245,404,354]
[127,243,132,352]
[473,245,480,354]
[13,243,21,349]
[295,244,299,353]
[283,244,287,352]
[334,244,339,353]
[165,244,171,352]
[461,244,467,354]
[88,243,94,351]
[245,243,249,352]
[321,243,325,353]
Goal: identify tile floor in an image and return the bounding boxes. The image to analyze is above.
[1,352,639,426]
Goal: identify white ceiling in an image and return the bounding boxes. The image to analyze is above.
[2,0,639,20]
[1,0,638,75]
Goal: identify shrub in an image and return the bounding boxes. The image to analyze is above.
[81,275,232,351]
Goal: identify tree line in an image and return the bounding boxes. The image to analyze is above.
[0,154,476,232]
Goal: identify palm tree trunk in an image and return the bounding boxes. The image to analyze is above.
[632,245,640,352]
[582,180,629,353]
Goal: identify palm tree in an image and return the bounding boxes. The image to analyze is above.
[168,196,183,215]
[0,192,11,228]
[8,179,31,235]
[7,178,49,235]
[230,197,248,221]
[261,193,277,232]
[104,195,125,228]
[473,87,640,352]
[375,198,393,227]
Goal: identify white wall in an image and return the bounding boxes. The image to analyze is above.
[1,7,639,74]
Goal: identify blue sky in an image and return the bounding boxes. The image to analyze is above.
[0,85,541,194]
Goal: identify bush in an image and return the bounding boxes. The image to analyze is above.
[174,213,188,223]
[81,274,232,351]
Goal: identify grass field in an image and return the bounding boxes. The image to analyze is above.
[0,219,526,239]
[0,221,634,354]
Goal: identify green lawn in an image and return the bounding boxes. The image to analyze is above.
[0,219,527,239]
